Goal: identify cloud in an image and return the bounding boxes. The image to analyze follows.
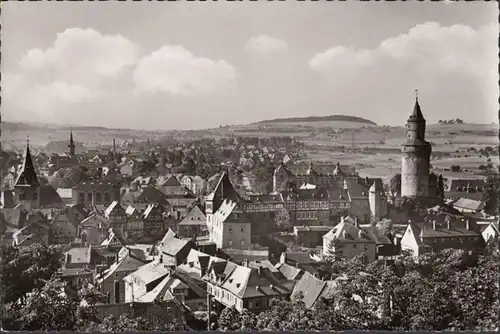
[133,45,236,95]
[18,28,140,85]
[310,22,497,79]
[308,22,498,124]
[245,34,289,57]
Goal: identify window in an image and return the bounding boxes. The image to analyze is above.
[79,193,85,201]
[95,192,102,203]
[229,227,233,233]
[19,193,26,201]
[33,192,38,200]
[228,240,233,246]
[255,300,261,308]
[240,239,245,246]
[240,227,244,232]
[104,192,111,203]
[87,193,93,202]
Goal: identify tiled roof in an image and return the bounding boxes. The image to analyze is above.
[410,221,481,239]
[281,251,314,264]
[344,178,370,198]
[135,186,170,206]
[292,272,327,308]
[221,249,269,263]
[104,201,127,218]
[99,252,146,283]
[159,229,177,245]
[126,260,171,284]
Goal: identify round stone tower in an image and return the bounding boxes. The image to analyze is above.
[401,93,432,199]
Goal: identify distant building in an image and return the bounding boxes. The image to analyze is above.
[72,181,121,207]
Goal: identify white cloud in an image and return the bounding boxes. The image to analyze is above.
[133,45,236,95]
[308,22,498,125]
[245,34,289,57]
[18,28,140,85]
[310,22,497,79]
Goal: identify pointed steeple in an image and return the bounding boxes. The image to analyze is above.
[15,140,39,187]
[68,129,75,156]
[409,89,425,121]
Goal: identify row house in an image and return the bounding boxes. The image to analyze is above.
[203,257,296,313]
[400,218,486,257]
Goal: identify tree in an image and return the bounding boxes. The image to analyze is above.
[254,166,273,194]
[274,208,292,230]
[50,166,89,188]
[217,307,242,331]
[1,244,63,306]
[483,173,500,215]
[436,175,444,201]
[389,174,401,197]
[4,277,101,331]
[450,165,462,172]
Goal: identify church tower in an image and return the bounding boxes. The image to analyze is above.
[14,141,41,209]
[68,129,75,156]
[401,91,432,199]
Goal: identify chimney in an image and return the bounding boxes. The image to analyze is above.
[242,259,248,267]
[313,272,318,278]
[433,220,436,230]
[159,255,163,264]
[295,262,300,268]
[66,253,72,264]
[466,219,470,231]
[354,217,358,227]
[269,284,274,291]
[447,219,451,230]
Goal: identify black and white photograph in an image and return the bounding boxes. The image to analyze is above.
[0,1,498,332]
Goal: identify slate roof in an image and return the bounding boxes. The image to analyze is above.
[135,186,170,206]
[292,272,327,308]
[160,238,190,257]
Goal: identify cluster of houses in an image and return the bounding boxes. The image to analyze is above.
[1,103,498,322]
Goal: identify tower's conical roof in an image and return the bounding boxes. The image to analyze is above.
[15,142,39,187]
[408,93,425,121]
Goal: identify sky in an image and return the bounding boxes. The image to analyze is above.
[2,1,498,130]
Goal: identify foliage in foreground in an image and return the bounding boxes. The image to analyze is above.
[218,244,500,332]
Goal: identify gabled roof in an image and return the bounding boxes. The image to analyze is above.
[14,143,39,187]
[207,172,242,212]
[323,220,375,243]
[162,175,182,187]
[101,228,126,247]
[179,205,206,226]
[135,186,170,206]
[143,203,164,219]
[98,251,147,283]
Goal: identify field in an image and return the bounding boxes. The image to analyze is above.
[2,118,497,181]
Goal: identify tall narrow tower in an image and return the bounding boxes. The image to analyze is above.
[68,129,75,156]
[401,91,432,199]
[112,138,116,159]
[14,140,41,209]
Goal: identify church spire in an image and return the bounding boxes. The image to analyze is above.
[15,140,39,187]
[69,129,75,156]
[409,89,425,121]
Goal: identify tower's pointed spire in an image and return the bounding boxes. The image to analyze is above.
[15,139,39,187]
[69,128,75,156]
[410,89,425,120]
